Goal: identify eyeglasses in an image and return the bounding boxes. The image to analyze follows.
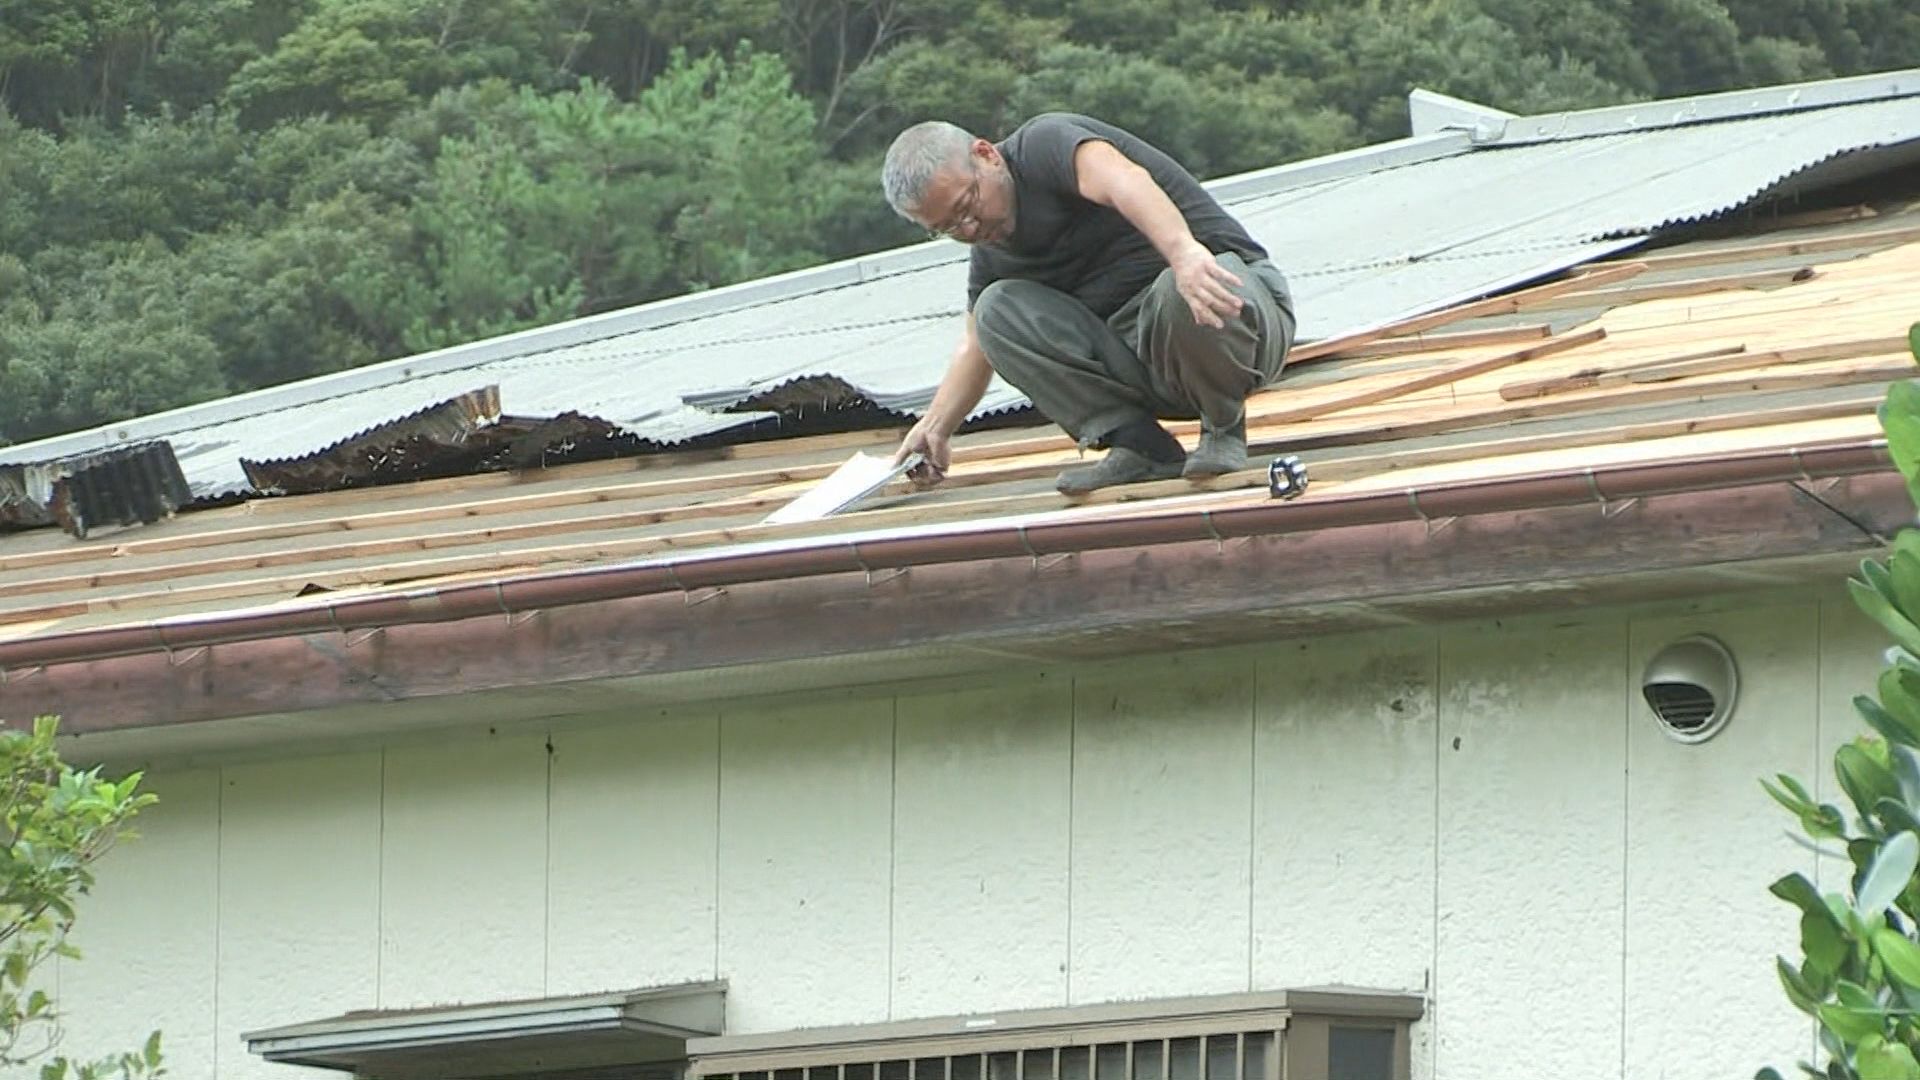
[925,167,983,240]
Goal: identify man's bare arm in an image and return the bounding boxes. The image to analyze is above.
[893,311,992,486]
[1071,139,1243,329]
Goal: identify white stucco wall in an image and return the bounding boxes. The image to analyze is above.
[22,590,1870,1080]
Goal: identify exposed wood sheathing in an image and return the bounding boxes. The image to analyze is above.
[0,208,1916,648]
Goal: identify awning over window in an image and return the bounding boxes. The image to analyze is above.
[685,987,1424,1080]
[683,991,1420,1080]
[243,980,725,1079]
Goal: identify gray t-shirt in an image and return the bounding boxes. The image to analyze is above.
[967,113,1268,319]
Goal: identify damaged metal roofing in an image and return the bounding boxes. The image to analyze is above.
[2,70,1917,502]
[0,442,192,537]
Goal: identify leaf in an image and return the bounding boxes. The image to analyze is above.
[1758,1069,1787,1080]
[1815,804,1850,840]
[143,1029,161,1069]
[1866,557,1900,605]
[1884,667,1920,739]
[1839,980,1881,1011]
[1853,577,1920,657]
[1897,745,1920,804]
[1861,831,1920,917]
[1880,798,1920,837]
[1820,999,1886,1043]
[1806,912,1849,978]
[1893,550,1920,624]
[1841,744,1906,822]
[1787,828,1851,860]
[1779,956,1823,1013]
[1858,687,1920,749]
[1776,873,1835,917]
[1781,774,1817,804]
[1910,321,1920,366]
[1875,927,1920,988]
[1882,382,1920,500]
[1767,779,1847,840]
[1859,1034,1920,1080]
[1769,776,1816,814]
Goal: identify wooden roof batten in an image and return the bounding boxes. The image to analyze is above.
[0,432,1895,668]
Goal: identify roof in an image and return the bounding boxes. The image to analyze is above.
[2,203,1913,654]
[2,71,1918,501]
[2,73,1919,744]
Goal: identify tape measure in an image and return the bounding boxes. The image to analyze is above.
[1267,455,1309,500]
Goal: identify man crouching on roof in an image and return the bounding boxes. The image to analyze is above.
[883,112,1297,495]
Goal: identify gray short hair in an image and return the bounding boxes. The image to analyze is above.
[882,121,976,217]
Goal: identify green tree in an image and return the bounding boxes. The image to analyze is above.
[394,51,838,350]
[0,241,233,443]
[831,0,1064,151]
[5,0,1920,445]
[1008,42,1355,176]
[222,0,581,126]
[0,717,162,1079]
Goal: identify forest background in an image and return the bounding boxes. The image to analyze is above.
[1,0,1916,444]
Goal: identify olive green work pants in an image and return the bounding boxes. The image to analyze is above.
[972,252,1296,444]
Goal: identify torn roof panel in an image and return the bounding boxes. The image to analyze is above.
[1235,96,1920,278]
[240,387,502,493]
[0,441,192,538]
[0,72,1916,503]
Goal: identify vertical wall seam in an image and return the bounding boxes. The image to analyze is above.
[1066,674,1078,1007]
[212,770,224,1079]
[1815,596,1829,877]
[1246,660,1258,993]
[1811,600,1825,1067]
[1429,631,1442,1080]
[713,712,724,982]
[376,747,387,1006]
[543,727,555,997]
[1619,621,1633,1080]
[888,695,900,1020]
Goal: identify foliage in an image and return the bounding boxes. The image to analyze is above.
[0,0,1916,445]
[0,717,160,1079]
[1761,325,1920,1080]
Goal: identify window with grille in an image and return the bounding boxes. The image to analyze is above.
[687,989,1421,1080]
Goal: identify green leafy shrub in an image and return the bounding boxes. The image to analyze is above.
[1762,322,1920,1080]
[0,716,162,1080]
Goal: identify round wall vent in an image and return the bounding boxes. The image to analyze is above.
[1641,634,1738,743]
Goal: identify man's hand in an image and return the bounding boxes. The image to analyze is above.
[1169,238,1243,329]
[1070,141,1246,330]
[894,414,954,488]
[899,311,992,490]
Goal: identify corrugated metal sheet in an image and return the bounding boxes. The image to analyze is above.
[3,76,1917,501]
[0,442,191,537]
[240,386,502,493]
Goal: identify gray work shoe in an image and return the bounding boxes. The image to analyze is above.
[1056,446,1185,496]
[1183,420,1248,478]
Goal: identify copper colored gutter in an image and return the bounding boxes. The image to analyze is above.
[0,438,1893,675]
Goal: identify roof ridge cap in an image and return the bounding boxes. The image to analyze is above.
[1491,68,1920,147]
